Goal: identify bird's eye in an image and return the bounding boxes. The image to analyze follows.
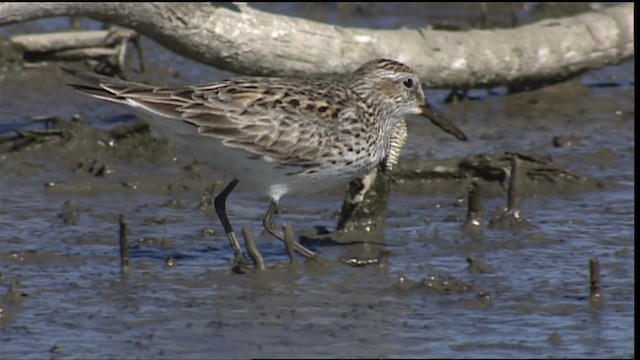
[403,78,414,89]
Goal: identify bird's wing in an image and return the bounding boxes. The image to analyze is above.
[62,68,348,166]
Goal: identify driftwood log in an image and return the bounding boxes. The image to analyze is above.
[0,3,633,88]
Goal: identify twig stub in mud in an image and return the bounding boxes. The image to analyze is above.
[242,227,265,271]
[118,214,131,273]
[506,156,524,214]
[489,155,532,230]
[589,257,603,307]
[463,181,483,231]
[282,223,298,264]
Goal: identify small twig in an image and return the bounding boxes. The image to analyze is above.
[118,214,130,273]
[10,30,137,52]
[242,227,265,271]
[589,257,603,304]
[9,29,143,72]
[282,222,297,264]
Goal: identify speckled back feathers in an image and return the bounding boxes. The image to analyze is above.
[63,59,425,175]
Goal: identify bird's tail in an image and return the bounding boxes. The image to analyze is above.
[61,67,148,106]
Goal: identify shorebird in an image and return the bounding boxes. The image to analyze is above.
[63,59,467,266]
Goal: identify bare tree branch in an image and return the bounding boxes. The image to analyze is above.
[0,2,633,88]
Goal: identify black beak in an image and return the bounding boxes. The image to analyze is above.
[419,102,467,141]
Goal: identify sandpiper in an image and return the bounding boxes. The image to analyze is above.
[63,59,467,265]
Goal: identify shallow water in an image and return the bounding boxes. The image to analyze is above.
[0,3,635,359]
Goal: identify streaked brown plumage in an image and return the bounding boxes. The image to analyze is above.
[63,58,466,265]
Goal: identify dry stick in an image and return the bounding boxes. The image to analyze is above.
[242,227,265,271]
[282,222,298,264]
[10,30,135,52]
[32,47,120,61]
[118,214,130,273]
[589,257,602,299]
[10,29,144,71]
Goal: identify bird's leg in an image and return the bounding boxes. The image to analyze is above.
[214,179,250,265]
[263,200,318,260]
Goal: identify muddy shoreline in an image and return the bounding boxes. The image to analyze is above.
[0,5,634,358]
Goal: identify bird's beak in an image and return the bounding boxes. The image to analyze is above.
[419,102,467,141]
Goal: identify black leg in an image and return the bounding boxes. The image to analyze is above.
[262,200,317,259]
[214,179,249,265]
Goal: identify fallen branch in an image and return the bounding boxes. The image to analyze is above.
[9,29,144,72]
[1,3,633,88]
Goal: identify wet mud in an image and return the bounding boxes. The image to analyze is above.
[0,4,635,359]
